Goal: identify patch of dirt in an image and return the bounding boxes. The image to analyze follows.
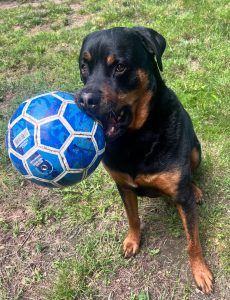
[0,181,77,299]
[29,24,51,34]
[0,0,43,10]
[190,58,201,71]
[0,225,72,299]
[92,198,230,300]
[67,3,91,28]
[0,1,18,10]
[99,248,230,299]
[70,3,81,11]
[13,25,22,30]
[2,1,91,32]
[67,13,90,28]
[51,0,65,3]
[97,238,190,299]
[0,92,16,116]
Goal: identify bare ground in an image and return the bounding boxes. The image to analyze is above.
[1,184,229,299]
[0,0,90,28]
[0,182,63,299]
[0,0,42,10]
[92,198,230,300]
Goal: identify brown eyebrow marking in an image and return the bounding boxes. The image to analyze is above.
[83,51,92,61]
[136,69,149,90]
[106,55,115,65]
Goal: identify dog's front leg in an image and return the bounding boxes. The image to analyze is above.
[176,186,213,294]
[117,185,140,258]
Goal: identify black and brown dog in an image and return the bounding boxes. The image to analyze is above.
[76,26,213,294]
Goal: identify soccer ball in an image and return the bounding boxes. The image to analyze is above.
[6,91,105,187]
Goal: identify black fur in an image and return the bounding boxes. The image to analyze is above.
[77,27,200,190]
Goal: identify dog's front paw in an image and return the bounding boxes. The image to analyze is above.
[123,234,140,258]
[192,259,214,294]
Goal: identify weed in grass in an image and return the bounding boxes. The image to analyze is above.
[148,248,160,256]
[35,243,47,254]
[22,268,44,285]
[28,206,65,226]
[28,195,43,211]
[130,289,150,300]
[0,218,10,232]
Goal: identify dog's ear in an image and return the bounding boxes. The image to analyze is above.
[131,26,166,72]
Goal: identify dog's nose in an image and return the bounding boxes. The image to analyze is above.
[78,92,99,110]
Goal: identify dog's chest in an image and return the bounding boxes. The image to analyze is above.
[103,134,148,174]
[103,137,155,181]
[103,129,180,196]
[104,129,162,173]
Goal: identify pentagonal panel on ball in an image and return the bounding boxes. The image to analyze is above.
[26,149,64,181]
[10,117,35,156]
[64,136,96,170]
[26,94,62,121]
[40,119,70,150]
[63,102,95,133]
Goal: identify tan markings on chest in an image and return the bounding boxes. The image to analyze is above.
[134,169,181,198]
[103,163,138,188]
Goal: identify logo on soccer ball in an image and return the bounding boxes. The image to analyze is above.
[6,91,105,187]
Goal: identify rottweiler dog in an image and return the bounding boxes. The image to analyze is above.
[76,26,213,294]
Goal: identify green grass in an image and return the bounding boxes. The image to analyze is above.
[50,229,126,299]
[130,289,150,300]
[0,0,229,299]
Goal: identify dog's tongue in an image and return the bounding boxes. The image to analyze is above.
[105,117,117,137]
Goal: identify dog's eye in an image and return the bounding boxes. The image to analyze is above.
[115,64,126,74]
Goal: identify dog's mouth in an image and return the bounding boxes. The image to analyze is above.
[75,91,132,140]
[102,106,132,140]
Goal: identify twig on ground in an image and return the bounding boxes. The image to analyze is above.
[17,225,36,254]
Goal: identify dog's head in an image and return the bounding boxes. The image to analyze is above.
[76,26,166,140]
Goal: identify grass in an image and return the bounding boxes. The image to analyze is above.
[0,0,229,299]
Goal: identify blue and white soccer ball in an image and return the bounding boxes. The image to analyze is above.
[6,91,105,187]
